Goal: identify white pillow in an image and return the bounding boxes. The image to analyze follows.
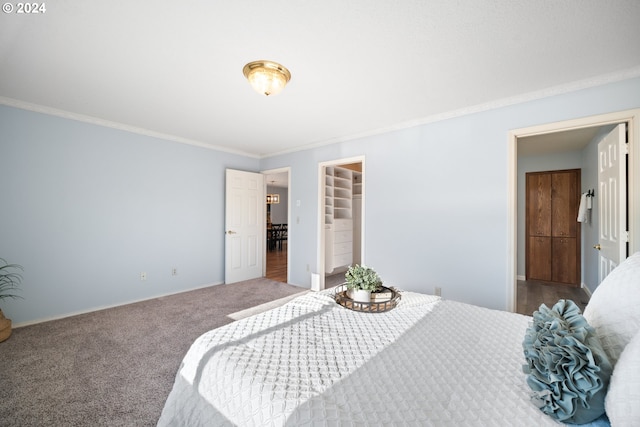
[583,251,640,366]
[605,329,640,426]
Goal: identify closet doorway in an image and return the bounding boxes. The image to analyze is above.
[318,157,365,290]
[508,108,640,313]
[263,168,290,283]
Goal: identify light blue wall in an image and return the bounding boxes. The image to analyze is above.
[267,185,288,225]
[0,106,258,325]
[2,77,639,324]
[261,77,640,310]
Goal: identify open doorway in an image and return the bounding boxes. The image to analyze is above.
[263,168,290,283]
[318,157,365,290]
[508,109,640,313]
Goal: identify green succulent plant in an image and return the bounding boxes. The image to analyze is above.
[0,258,23,303]
[345,264,382,292]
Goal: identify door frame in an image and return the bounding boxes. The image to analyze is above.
[262,166,291,283]
[507,108,640,312]
[317,155,366,290]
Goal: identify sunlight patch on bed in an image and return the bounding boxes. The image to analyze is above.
[227,290,310,320]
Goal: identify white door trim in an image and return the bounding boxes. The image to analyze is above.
[317,155,366,290]
[507,108,640,312]
[262,166,291,283]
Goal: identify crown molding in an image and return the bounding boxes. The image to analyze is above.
[3,66,639,160]
[263,66,640,158]
[0,96,260,159]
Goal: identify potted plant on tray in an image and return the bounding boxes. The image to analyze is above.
[0,258,23,342]
[345,264,382,303]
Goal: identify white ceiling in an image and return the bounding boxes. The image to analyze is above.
[1,1,640,158]
[518,126,605,157]
[266,172,288,189]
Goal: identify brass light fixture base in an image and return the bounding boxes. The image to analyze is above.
[243,60,291,96]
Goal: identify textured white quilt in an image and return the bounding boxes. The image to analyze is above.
[158,291,565,426]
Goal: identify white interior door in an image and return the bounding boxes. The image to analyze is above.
[225,169,264,284]
[597,123,628,282]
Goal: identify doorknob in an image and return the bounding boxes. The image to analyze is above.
[226,230,237,235]
[593,244,601,250]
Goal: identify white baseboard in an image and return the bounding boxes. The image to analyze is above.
[13,281,224,328]
[516,275,526,281]
[581,282,593,298]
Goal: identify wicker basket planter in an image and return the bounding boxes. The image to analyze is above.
[334,285,400,313]
[0,309,11,342]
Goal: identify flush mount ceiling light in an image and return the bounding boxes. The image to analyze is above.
[242,60,291,96]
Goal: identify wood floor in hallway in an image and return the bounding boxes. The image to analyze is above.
[265,242,287,283]
[516,279,590,316]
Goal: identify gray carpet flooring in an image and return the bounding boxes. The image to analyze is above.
[0,279,306,427]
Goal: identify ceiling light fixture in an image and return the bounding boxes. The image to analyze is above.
[243,60,291,96]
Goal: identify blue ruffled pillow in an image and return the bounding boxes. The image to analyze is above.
[522,299,612,424]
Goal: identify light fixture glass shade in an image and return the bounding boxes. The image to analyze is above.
[266,194,280,204]
[243,61,291,96]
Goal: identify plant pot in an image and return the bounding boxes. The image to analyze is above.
[348,289,371,303]
[0,309,11,342]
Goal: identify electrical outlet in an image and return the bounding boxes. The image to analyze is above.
[435,286,441,296]
[140,272,147,281]
[172,268,177,276]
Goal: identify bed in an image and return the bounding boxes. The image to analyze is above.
[158,253,640,426]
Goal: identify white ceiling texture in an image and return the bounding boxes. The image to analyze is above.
[1,1,640,158]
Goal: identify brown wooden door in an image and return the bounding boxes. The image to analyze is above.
[552,171,578,238]
[552,237,578,284]
[528,236,551,281]
[525,169,581,286]
[527,173,551,237]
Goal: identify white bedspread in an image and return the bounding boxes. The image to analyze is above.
[158,291,564,426]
